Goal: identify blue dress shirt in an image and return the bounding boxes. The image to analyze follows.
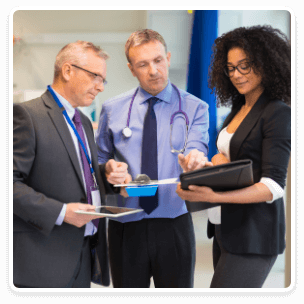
[96,80,209,223]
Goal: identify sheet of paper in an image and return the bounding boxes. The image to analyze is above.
[113,177,179,187]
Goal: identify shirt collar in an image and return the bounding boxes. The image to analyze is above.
[138,79,173,104]
[51,86,75,120]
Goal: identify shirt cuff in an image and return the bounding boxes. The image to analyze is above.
[260,177,285,203]
[55,204,67,225]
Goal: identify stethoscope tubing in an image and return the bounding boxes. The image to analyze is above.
[126,88,139,129]
[123,83,189,153]
[126,83,189,129]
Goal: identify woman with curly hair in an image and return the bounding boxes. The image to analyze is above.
[176,25,291,288]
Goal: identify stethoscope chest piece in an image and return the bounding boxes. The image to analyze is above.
[122,127,132,138]
[122,84,189,153]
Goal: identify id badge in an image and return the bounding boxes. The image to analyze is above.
[90,186,101,207]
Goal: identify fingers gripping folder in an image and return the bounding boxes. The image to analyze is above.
[179,159,254,212]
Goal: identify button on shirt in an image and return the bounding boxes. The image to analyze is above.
[96,80,209,223]
[53,88,97,236]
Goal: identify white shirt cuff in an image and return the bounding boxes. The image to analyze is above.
[260,177,285,203]
[55,204,67,225]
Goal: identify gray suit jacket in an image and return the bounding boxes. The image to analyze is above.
[13,90,111,287]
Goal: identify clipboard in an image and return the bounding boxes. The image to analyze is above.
[114,177,179,197]
[113,178,179,187]
[179,159,254,212]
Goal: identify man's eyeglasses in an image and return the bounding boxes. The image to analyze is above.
[224,61,253,78]
[71,64,107,85]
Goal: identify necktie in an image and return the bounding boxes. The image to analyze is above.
[73,109,99,228]
[139,97,159,214]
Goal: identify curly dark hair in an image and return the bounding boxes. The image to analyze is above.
[208,25,291,107]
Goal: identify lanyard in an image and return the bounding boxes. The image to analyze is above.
[47,85,97,187]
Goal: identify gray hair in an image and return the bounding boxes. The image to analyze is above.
[54,40,109,79]
[125,29,167,64]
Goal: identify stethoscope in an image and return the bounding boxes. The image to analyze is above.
[122,84,189,153]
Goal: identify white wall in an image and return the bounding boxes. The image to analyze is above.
[218,10,290,37]
[13,9,291,121]
[13,10,148,117]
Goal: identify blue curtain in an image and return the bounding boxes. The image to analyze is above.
[187,10,218,160]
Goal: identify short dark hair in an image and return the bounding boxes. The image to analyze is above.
[125,29,167,63]
[208,25,291,107]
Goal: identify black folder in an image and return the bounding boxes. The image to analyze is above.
[180,159,254,212]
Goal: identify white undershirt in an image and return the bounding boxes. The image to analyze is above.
[207,127,285,225]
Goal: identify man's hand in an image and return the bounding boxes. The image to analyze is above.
[120,173,132,198]
[105,159,128,185]
[178,149,213,172]
[63,203,102,228]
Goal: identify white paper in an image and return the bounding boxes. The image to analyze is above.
[113,177,179,187]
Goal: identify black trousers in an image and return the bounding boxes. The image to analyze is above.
[108,213,196,288]
[210,225,278,288]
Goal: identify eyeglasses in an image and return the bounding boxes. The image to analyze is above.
[224,61,253,78]
[71,64,107,85]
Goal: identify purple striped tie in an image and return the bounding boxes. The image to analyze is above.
[73,109,99,228]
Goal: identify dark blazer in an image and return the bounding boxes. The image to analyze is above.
[207,92,291,255]
[13,90,111,287]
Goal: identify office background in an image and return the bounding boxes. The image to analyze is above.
[12,10,292,288]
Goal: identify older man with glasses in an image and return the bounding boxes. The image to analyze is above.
[13,40,130,288]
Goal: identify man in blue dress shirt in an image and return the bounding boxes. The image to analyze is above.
[95,29,209,288]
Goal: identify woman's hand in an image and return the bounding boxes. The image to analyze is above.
[178,149,213,172]
[176,183,220,203]
[211,153,230,166]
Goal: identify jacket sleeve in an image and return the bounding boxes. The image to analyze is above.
[261,102,291,189]
[13,104,63,236]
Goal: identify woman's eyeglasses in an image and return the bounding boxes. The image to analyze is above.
[224,61,253,78]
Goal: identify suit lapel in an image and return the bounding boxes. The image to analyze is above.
[41,91,85,192]
[229,92,269,161]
